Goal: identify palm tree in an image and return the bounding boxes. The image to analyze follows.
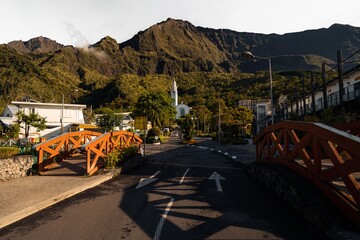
[133,92,176,128]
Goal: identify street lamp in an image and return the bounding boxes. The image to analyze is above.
[61,93,64,134]
[242,51,274,125]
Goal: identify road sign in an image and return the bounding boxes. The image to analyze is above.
[134,116,147,130]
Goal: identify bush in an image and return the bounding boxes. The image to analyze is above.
[104,148,121,169]
[146,136,159,144]
[148,127,161,137]
[104,145,139,168]
[158,135,166,143]
[121,145,139,160]
[19,144,36,155]
[0,147,20,158]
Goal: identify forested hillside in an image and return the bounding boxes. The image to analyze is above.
[0,18,359,112]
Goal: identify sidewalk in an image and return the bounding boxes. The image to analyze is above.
[0,164,119,229]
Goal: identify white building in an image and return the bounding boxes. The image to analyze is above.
[0,101,86,139]
[171,79,190,119]
[283,64,360,117]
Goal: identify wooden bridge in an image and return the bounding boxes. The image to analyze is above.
[33,130,143,176]
[253,120,360,227]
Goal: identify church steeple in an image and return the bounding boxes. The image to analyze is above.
[171,79,178,107]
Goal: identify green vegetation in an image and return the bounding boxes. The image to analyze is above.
[104,145,139,169]
[146,127,163,143]
[177,115,195,141]
[15,111,47,138]
[132,92,176,128]
[95,108,123,132]
[0,147,19,158]
[1,20,356,142]
[303,108,357,126]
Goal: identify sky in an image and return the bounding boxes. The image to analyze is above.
[2,0,360,47]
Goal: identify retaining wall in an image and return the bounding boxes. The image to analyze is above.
[247,162,350,232]
[0,155,33,181]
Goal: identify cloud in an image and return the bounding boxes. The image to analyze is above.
[65,22,90,48]
[64,22,108,62]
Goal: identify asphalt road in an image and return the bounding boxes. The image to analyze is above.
[0,137,328,240]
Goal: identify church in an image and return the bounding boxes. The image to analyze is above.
[171,79,190,119]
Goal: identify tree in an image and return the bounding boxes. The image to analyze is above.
[192,104,212,133]
[232,106,253,128]
[95,108,123,132]
[132,92,176,128]
[83,108,95,124]
[16,111,47,138]
[222,106,254,137]
[177,114,195,141]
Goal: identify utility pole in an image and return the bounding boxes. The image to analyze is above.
[61,94,64,134]
[302,77,306,116]
[322,63,328,109]
[295,84,299,120]
[218,101,221,145]
[203,113,206,134]
[311,72,316,115]
[337,50,345,115]
[268,58,274,124]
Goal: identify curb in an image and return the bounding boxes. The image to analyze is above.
[0,171,118,230]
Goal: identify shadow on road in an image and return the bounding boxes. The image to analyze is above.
[117,137,328,240]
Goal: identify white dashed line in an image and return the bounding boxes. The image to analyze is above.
[179,168,190,184]
[153,198,174,240]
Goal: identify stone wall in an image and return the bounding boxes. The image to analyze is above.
[0,155,33,181]
[119,154,143,173]
[247,162,349,231]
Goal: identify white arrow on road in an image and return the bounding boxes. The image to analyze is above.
[208,171,226,192]
[136,171,161,189]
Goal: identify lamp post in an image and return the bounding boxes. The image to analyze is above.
[61,93,64,134]
[242,51,274,125]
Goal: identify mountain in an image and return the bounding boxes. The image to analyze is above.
[199,24,360,60]
[198,23,360,71]
[6,19,360,75]
[1,18,360,110]
[120,18,232,74]
[7,36,63,54]
[117,19,360,73]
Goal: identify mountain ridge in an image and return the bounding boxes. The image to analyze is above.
[1,18,360,110]
[7,19,360,73]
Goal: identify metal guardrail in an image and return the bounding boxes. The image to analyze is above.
[283,85,360,116]
[0,139,17,147]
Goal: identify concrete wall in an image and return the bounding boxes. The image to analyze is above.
[0,155,33,181]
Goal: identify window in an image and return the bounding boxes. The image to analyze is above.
[180,108,186,117]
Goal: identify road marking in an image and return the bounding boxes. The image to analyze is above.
[208,171,226,192]
[135,171,161,189]
[179,168,190,184]
[148,162,243,170]
[153,198,174,240]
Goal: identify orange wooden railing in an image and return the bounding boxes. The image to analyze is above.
[81,131,143,176]
[34,131,102,173]
[253,121,360,226]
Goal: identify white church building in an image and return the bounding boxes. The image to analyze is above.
[171,79,190,119]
